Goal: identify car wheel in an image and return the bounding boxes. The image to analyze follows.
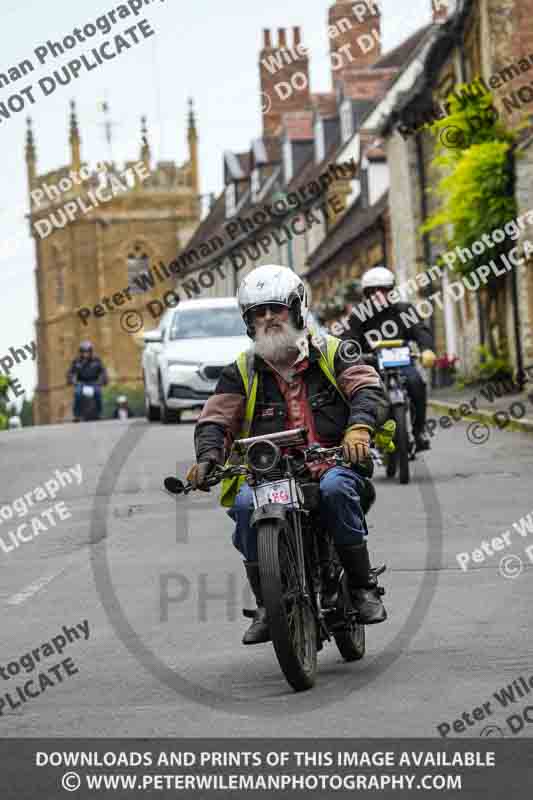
[158,375,180,424]
[144,375,160,422]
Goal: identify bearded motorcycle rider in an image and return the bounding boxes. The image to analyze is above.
[186,265,388,645]
[342,267,437,453]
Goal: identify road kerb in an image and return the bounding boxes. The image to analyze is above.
[428,400,533,436]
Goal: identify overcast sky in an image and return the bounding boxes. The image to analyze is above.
[0,0,432,403]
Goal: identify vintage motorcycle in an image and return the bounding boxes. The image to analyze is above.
[370,340,418,485]
[164,427,385,693]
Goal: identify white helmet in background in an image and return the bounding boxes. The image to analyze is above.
[237,264,310,338]
[361,266,395,293]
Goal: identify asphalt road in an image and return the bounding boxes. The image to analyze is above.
[1,415,532,738]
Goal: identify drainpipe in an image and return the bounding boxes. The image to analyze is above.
[414,128,436,388]
[508,149,526,389]
[380,216,388,267]
[457,39,486,353]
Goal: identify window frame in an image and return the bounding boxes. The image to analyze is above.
[225,182,236,218]
[341,100,353,143]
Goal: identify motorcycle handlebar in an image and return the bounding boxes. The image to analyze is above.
[164,444,381,497]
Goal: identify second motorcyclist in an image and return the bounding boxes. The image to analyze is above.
[342,267,437,452]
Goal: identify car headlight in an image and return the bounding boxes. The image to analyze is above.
[247,440,281,474]
[165,360,200,369]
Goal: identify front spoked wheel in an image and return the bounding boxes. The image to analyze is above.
[258,520,317,692]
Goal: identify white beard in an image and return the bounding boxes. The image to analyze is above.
[254,319,302,366]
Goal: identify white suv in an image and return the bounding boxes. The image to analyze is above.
[142,297,249,423]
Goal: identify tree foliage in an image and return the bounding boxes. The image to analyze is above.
[420,84,518,278]
[0,375,13,430]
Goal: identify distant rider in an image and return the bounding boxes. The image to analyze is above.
[113,394,133,420]
[66,341,108,422]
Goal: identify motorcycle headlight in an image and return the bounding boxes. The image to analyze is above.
[247,440,280,474]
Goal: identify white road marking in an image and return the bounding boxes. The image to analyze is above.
[6,570,64,606]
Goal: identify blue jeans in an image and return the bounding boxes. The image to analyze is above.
[227,466,369,562]
[73,384,102,418]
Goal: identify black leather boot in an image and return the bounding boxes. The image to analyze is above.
[242,562,271,645]
[336,542,387,625]
[414,432,431,452]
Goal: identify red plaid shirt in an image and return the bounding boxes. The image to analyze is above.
[272,358,337,479]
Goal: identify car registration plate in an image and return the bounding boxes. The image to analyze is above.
[253,479,298,509]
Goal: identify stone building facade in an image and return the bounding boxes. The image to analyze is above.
[29,102,200,425]
[178,0,533,382]
[370,0,533,378]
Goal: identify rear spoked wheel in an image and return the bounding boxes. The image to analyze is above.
[258,520,317,692]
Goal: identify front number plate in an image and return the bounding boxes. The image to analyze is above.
[378,347,411,369]
[253,479,298,509]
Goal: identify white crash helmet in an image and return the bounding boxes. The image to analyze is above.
[237,264,309,338]
[361,266,395,293]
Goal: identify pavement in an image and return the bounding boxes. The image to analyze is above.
[0,414,532,738]
[428,377,533,435]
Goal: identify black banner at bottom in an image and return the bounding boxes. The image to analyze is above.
[0,738,531,799]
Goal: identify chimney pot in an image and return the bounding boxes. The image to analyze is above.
[293,26,301,46]
[263,29,272,49]
[278,27,287,48]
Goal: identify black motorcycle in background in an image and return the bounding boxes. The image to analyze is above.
[370,340,418,485]
[77,383,100,422]
[165,427,385,693]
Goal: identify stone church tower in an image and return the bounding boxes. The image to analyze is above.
[28,101,200,425]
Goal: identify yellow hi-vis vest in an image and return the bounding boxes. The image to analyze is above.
[219,333,345,507]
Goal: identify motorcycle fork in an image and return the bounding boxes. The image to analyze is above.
[290,511,330,643]
[290,509,308,597]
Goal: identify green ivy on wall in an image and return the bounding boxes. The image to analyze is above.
[420,83,522,358]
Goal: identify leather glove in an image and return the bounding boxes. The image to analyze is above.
[421,349,437,369]
[342,425,371,464]
[185,451,222,491]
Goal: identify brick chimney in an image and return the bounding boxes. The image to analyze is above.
[259,27,311,136]
[431,0,453,23]
[328,0,382,87]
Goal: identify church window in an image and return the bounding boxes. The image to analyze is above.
[127,244,150,294]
